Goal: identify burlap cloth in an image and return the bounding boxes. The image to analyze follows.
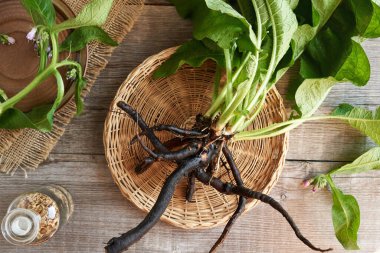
[0,0,143,174]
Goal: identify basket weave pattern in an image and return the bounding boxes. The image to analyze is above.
[104,47,289,229]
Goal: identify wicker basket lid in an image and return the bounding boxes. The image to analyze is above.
[104,47,289,229]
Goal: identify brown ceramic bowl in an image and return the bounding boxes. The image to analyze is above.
[0,0,88,112]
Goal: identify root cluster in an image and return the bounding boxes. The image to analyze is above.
[105,101,332,253]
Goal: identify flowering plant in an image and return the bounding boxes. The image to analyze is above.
[0,0,117,132]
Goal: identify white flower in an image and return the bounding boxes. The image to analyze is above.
[0,34,15,45]
[26,27,37,41]
[7,36,15,45]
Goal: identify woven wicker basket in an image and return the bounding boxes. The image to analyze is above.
[104,47,289,229]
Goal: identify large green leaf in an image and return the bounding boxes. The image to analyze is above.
[295,77,336,117]
[332,104,380,145]
[268,0,344,86]
[289,0,380,103]
[20,0,56,26]
[301,34,370,86]
[363,1,380,38]
[297,0,379,85]
[170,0,257,51]
[328,178,360,250]
[331,147,380,175]
[153,39,225,78]
[347,0,380,38]
[53,0,113,31]
[0,105,53,132]
[294,38,371,116]
[334,41,370,85]
[60,26,117,52]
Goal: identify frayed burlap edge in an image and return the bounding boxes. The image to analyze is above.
[0,0,144,174]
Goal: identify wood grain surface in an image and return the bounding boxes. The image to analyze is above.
[1,4,380,253]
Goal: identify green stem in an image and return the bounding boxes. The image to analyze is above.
[212,67,221,103]
[52,70,65,110]
[38,43,47,74]
[51,32,59,64]
[224,49,233,104]
[205,52,247,119]
[231,52,252,84]
[235,93,266,132]
[205,84,227,118]
[215,81,250,132]
[233,114,362,141]
[228,0,269,132]
[325,175,337,190]
[0,60,80,114]
[0,66,56,113]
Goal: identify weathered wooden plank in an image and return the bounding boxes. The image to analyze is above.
[0,156,379,253]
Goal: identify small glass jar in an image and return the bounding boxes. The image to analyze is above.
[1,185,74,246]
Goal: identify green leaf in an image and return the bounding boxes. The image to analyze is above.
[0,106,53,132]
[20,0,56,26]
[235,54,257,84]
[297,0,377,87]
[288,0,300,10]
[332,104,380,145]
[295,77,336,117]
[75,77,86,115]
[253,0,298,85]
[331,147,380,175]
[327,177,360,250]
[334,41,370,86]
[60,26,117,52]
[346,0,380,38]
[170,0,257,51]
[153,39,225,79]
[264,0,298,67]
[290,0,342,61]
[53,0,113,31]
[233,0,256,24]
[363,1,380,38]
[291,37,371,116]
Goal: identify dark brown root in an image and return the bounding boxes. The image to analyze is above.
[209,146,247,253]
[105,145,217,253]
[195,168,332,253]
[117,101,168,153]
[134,138,187,174]
[134,157,155,174]
[130,123,208,145]
[136,135,202,161]
[108,102,331,253]
[186,172,196,202]
[152,124,208,137]
[210,196,246,253]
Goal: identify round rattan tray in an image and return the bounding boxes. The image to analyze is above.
[104,47,289,229]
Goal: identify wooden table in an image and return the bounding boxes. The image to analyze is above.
[1,2,380,253]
